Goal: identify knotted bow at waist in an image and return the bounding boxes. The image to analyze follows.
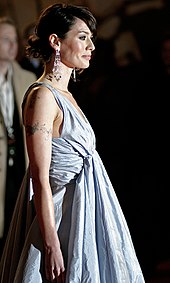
[49,138,95,188]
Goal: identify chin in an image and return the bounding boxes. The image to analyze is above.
[83,65,89,69]
[80,63,90,69]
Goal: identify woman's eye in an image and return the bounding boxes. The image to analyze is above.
[79,35,86,40]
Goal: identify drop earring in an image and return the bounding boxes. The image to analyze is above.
[53,49,61,81]
[46,49,61,82]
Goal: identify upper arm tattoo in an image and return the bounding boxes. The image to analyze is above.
[25,122,52,140]
[25,92,52,140]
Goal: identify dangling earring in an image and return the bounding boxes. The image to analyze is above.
[72,68,76,82]
[53,49,61,81]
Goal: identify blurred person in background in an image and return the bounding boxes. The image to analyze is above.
[0,16,36,256]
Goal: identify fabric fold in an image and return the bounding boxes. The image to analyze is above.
[0,82,145,283]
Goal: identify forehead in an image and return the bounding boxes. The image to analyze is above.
[0,23,17,36]
[67,18,92,36]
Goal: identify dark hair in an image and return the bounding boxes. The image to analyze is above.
[26,3,97,62]
[23,22,36,40]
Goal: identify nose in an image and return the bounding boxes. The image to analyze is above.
[91,41,95,51]
[87,39,95,51]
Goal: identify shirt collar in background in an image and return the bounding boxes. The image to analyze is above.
[0,65,14,133]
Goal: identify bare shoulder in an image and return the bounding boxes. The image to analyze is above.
[23,85,60,124]
[26,85,56,108]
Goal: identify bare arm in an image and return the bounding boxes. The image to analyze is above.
[23,87,65,281]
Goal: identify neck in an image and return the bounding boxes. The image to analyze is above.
[42,73,70,91]
[40,62,73,91]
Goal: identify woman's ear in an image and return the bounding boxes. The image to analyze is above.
[49,34,60,49]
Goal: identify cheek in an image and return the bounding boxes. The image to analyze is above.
[61,42,82,58]
[60,42,84,67]
[72,42,83,54]
[12,42,18,49]
[0,45,8,54]
[14,44,18,53]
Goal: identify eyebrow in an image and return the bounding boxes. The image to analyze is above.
[78,30,92,36]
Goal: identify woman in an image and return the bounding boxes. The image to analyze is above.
[0,3,145,283]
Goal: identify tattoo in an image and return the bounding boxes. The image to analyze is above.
[29,93,40,109]
[25,122,52,140]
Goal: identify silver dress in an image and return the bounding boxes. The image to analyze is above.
[0,82,145,283]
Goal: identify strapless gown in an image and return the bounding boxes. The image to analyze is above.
[0,82,145,283]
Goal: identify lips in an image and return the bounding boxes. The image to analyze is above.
[82,55,91,60]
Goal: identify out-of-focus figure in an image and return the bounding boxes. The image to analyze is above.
[0,16,36,256]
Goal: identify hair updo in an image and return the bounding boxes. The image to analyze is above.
[26,3,97,62]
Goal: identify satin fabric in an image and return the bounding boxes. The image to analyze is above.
[0,82,145,282]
